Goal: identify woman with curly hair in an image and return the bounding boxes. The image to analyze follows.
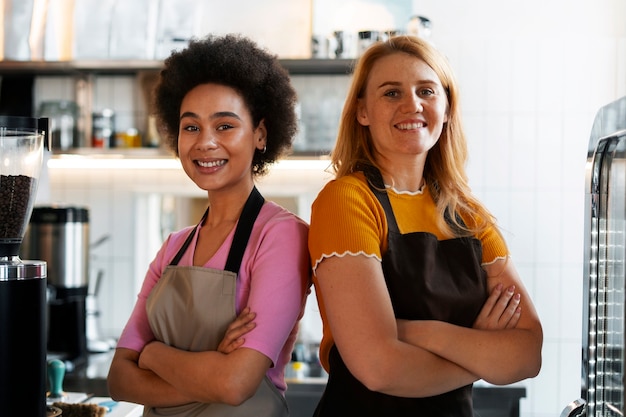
[108,34,310,417]
[308,35,543,416]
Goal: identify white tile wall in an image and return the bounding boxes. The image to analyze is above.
[35,1,626,416]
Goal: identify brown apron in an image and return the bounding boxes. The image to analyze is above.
[144,187,289,417]
[313,168,488,417]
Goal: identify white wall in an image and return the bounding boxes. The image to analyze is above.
[39,1,626,416]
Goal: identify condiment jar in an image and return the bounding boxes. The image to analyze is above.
[37,100,79,151]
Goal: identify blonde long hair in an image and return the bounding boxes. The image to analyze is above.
[331,35,496,237]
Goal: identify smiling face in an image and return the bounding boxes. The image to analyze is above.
[356,52,449,169]
[178,83,266,194]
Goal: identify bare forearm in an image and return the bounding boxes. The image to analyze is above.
[140,342,269,405]
[108,351,193,407]
[404,320,542,384]
[364,339,478,397]
[139,342,228,403]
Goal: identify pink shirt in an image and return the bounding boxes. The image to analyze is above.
[117,200,310,394]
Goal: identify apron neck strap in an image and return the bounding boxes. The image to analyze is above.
[362,166,401,234]
[224,186,265,273]
[169,215,204,266]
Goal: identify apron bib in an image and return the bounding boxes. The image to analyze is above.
[314,168,488,417]
[144,187,289,417]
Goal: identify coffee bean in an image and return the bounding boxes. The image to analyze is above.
[0,174,36,239]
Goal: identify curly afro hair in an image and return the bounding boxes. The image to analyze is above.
[153,34,298,176]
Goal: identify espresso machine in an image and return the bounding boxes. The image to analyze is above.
[22,205,91,368]
[0,116,48,417]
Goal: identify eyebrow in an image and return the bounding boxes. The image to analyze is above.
[377,81,401,89]
[376,79,440,89]
[179,111,242,121]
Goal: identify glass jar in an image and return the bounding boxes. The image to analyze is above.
[36,100,79,151]
[92,109,115,148]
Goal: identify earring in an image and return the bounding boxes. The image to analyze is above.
[260,145,267,154]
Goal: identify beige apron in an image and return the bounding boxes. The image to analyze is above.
[144,187,289,417]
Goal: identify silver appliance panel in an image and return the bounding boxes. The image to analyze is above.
[568,96,626,417]
[584,130,626,416]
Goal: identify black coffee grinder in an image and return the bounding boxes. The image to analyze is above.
[0,116,48,417]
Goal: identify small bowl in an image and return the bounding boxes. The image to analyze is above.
[47,405,62,416]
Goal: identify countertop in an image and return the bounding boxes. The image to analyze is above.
[62,352,526,417]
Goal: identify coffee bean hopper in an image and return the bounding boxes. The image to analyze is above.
[0,116,49,417]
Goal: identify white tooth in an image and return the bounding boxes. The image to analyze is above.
[198,160,225,168]
[397,122,424,130]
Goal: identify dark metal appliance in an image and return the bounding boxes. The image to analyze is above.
[22,205,90,368]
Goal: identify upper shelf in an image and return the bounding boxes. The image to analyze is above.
[0,58,355,76]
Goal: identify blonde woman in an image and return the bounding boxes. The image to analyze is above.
[308,35,542,416]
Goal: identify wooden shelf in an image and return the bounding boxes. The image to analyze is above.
[0,58,355,76]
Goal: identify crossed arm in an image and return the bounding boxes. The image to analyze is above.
[313,255,543,398]
[107,307,268,408]
[396,258,542,386]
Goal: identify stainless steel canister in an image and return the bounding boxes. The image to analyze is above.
[21,206,90,289]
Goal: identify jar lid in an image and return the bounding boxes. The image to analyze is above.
[30,206,89,224]
[0,116,48,135]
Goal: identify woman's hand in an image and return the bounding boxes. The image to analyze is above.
[217,306,256,354]
[473,283,521,330]
[397,283,520,339]
[138,341,158,370]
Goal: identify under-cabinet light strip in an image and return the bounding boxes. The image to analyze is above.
[47,156,331,171]
[47,156,182,170]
